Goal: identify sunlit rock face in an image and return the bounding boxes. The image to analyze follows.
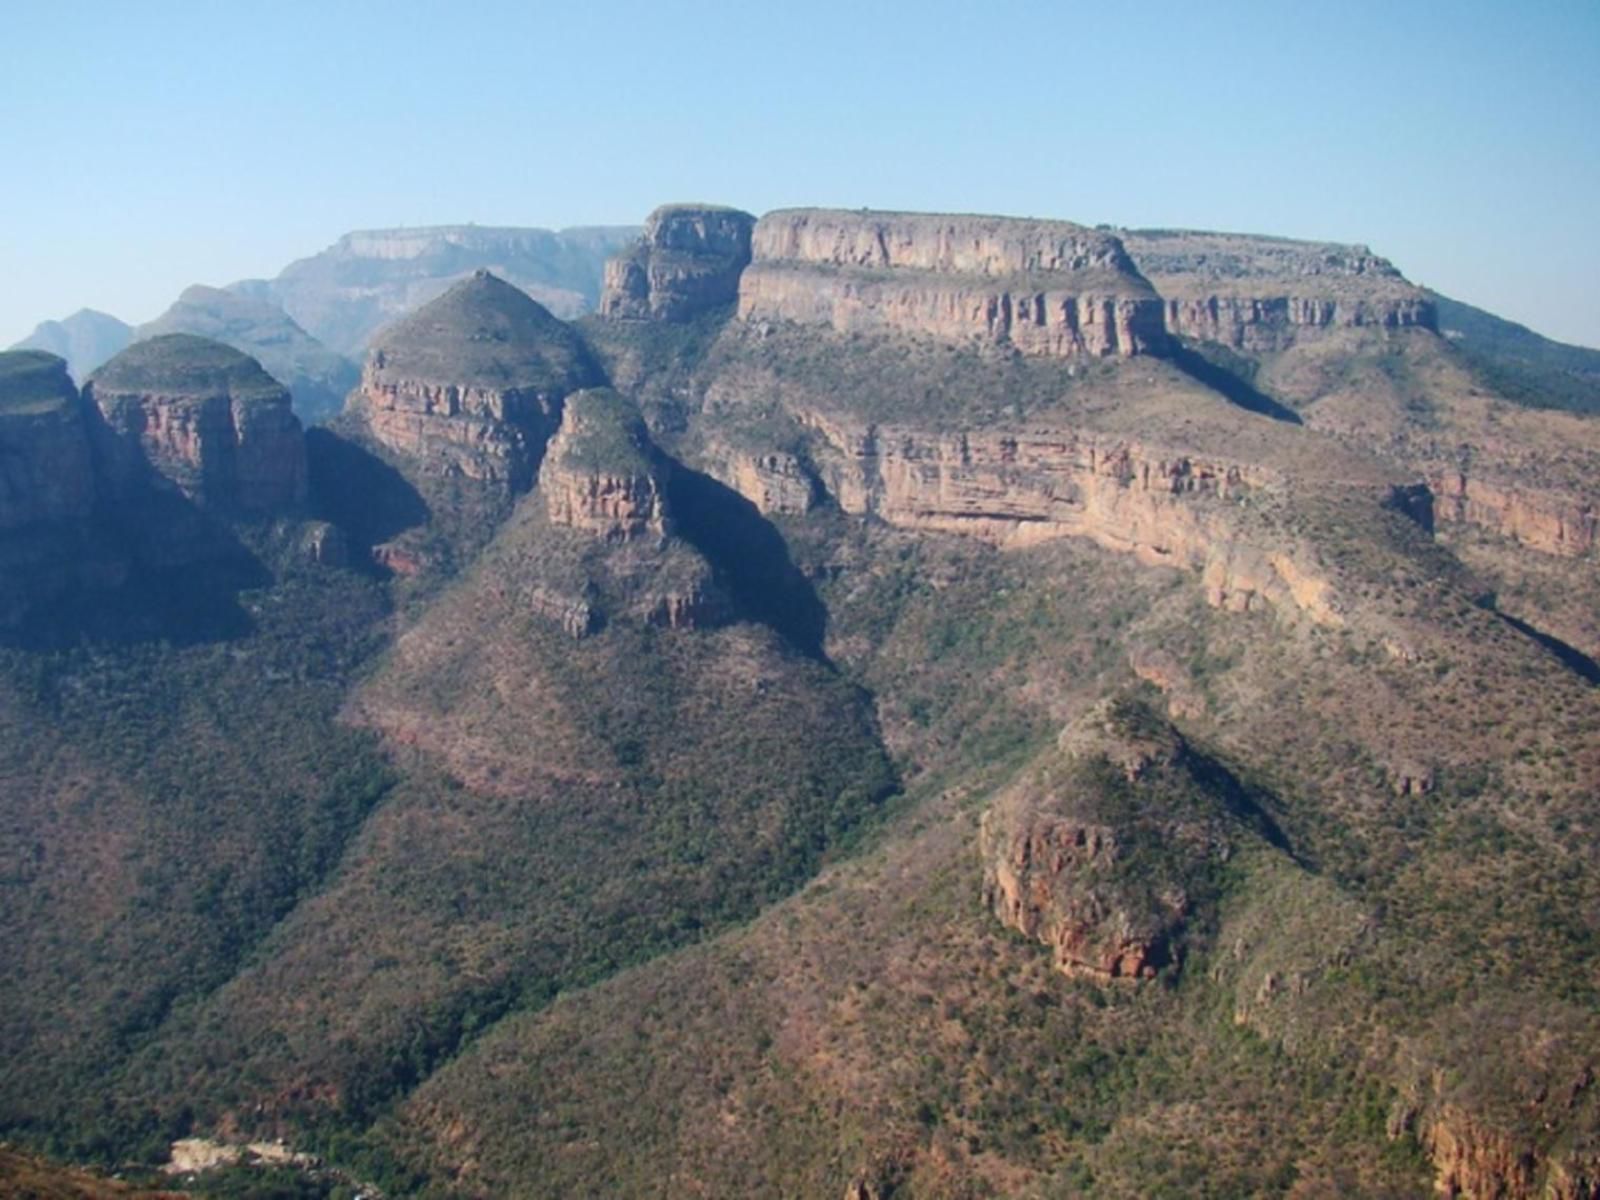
[600,204,756,322]
[738,209,1167,358]
[351,271,601,492]
[85,334,307,512]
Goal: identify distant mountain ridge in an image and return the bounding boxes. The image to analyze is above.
[10,309,132,382]
[230,222,639,356]
[1430,289,1600,414]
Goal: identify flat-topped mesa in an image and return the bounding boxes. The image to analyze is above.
[85,334,307,512]
[738,209,1167,357]
[539,389,670,542]
[354,271,601,491]
[1120,229,1437,351]
[599,204,756,321]
[0,351,97,530]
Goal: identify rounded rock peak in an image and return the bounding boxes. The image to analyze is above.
[0,349,78,416]
[367,271,599,393]
[87,334,287,403]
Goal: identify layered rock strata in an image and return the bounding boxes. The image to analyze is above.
[1121,229,1436,351]
[352,271,601,491]
[738,210,1166,357]
[85,334,307,512]
[600,205,755,321]
[787,408,1352,626]
[539,389,670,542]
[1426,468,1596,558]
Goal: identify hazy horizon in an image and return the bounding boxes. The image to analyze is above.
[3,0,1597,350]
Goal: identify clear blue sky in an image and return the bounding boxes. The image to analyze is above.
[3,0,1597,348]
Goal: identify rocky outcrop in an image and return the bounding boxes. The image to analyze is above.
[1427,468,1596,557]
[600,205,755,322]
[1121,229,1436,352]
[0,351,122,625]
[136,285,358,423]
[0,351,96,530]
[697,440,819,516]
[85,335,307,512]
[980,700,1226,982]
[738,210,1166,357]
[352,271,601,492]
[791,407,1348,626]
[539,389,670,542]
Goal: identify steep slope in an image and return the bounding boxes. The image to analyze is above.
[1121,229,1600,662]
[385,471,1600,1199]
[405,215,1600,1198]
[86,334,307,514]
[600,204,755,321]
[740,209,1166,357]
[1430,288,1600,415]
[1120,228,1436,351]
[135,285,358,424]
[108,391,893,1146]
[4,203,1600,1200]
[0,351,121,627]
[329,270,605,579]
[10,309,133,383]
[235,224,639,355]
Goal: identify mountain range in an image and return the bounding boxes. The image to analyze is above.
[1,203,1598,1199]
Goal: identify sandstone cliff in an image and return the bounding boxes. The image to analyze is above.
[0,351,96,530]
[85,334,307,512]
[738,210,1166,358]
[783,405,1352,627]
[1120,229,1436,351]
[600,205,755,322]
[539,389,671,542]
[351,271,601,493]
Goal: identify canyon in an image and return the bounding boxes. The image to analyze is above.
[3,201,1599,1200]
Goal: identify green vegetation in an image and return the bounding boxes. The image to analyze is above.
[550,388,655,474]
[1431,289,1600,414]
[89,334,288,403]
[0,349,78,414]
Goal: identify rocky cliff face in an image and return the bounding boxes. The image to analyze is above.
[738,210,1166,357]
[0,351,120,626]
[600,205,755,322]
[539,389,671,542]
[352,271,601,493]
[0,351,96,530]
[1120,229,1436,351]
[1427,467,1596,558]
[136,285,358,424]
[784,406,1353,626]
[85,335,307,512]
